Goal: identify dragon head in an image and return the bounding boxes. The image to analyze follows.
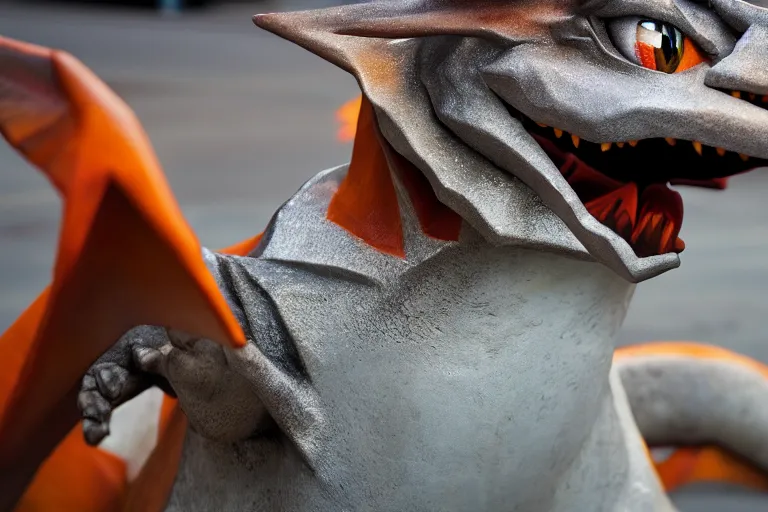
[255,0,768,283]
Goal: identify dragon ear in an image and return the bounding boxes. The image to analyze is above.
[254,1,552,74]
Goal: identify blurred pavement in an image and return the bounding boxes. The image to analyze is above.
[0,1,767,510]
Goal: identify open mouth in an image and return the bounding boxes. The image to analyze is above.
[334,95,765,258]
[511,100,768,258]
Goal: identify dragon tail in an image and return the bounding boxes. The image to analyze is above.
[615,342,768,493]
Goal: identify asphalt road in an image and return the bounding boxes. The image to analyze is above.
[0,2,766,510]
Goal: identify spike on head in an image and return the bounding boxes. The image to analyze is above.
[253,0,557,70]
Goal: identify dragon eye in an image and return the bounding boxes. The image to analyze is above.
[636,21,683,72]
[608,17,708,73]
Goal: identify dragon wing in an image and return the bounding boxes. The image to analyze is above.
[0,36,252,510]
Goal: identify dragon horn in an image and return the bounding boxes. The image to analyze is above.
[254,1,551,72]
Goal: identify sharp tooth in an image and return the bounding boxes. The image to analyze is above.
[716,147,726,156]
[692,141,703,155]
[554,128,563,138]
[649,213,664,232]
[537,122,548,128]
[631,215,650,244]
[628,140,638,147]
[740,153,749,161]
[601,142,612,152]
[616,142,625,148]
[732,91,741,99]
[665,138,676,146]
[571,134,580,148]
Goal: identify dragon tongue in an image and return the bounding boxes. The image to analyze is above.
[631,184,684,257]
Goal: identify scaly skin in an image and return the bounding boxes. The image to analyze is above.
[1,1,768,510]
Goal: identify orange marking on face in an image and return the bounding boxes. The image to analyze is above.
[327,96,406,257]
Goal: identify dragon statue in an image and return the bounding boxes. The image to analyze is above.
[1,0,768,510]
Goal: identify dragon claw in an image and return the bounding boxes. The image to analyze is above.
[76,327,175,446]
[82,418,110,447]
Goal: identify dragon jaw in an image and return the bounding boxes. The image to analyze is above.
[256,0,768,283]
[517,108,766,258]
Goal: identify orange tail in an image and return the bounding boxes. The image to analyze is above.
[654,445,768,494]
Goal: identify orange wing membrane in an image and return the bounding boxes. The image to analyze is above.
[0,36,246,509]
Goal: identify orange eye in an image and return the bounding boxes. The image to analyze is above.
[609,17,709,73]
[675,36,709,72]
[634,20,708,73]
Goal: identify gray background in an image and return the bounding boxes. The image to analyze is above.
[0,1,766,509]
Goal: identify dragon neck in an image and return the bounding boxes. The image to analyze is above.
[326,95,462,258]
